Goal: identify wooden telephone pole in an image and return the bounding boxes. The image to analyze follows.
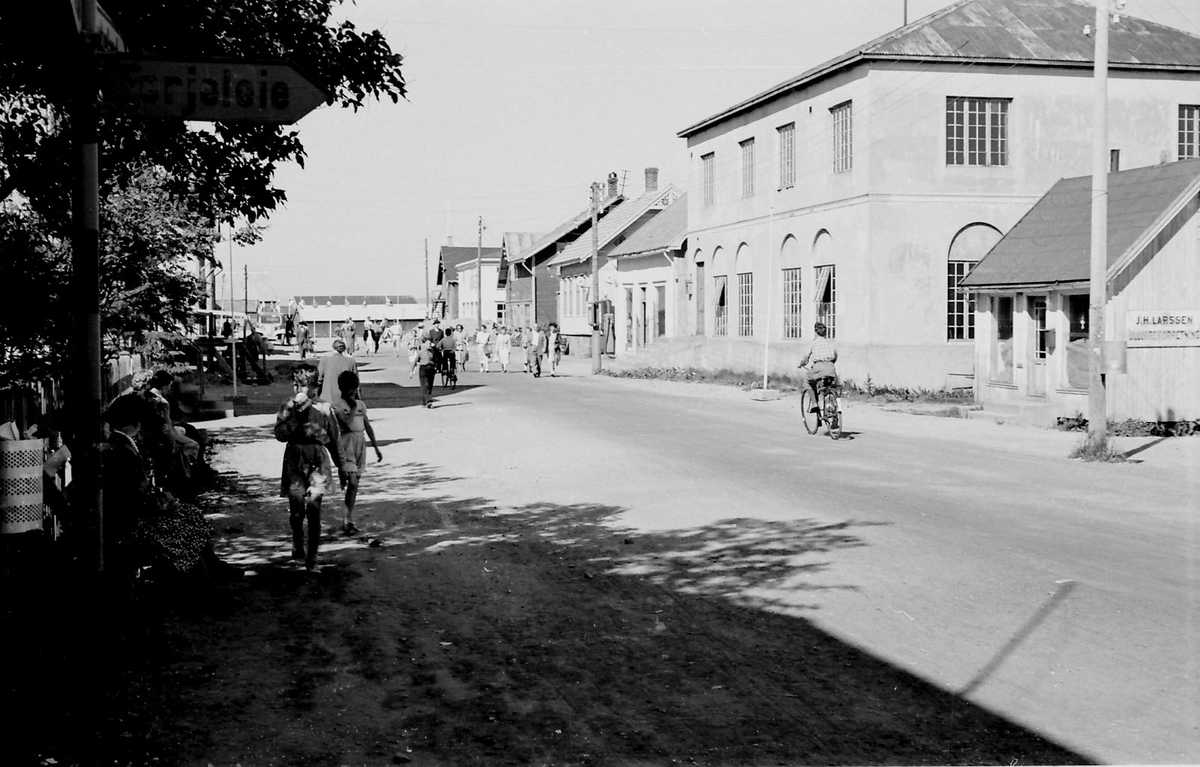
[590,182,601,373]
[477,216,484,328]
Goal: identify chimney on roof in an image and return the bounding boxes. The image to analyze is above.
[607,172,619,199]
[645,167,659,193]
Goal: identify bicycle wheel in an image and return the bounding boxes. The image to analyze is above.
[824,391,843,440]
[800,389,820,435]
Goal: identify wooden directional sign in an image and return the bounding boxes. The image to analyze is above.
[107,58,327,124]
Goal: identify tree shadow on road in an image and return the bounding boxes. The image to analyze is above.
[148,461,1098,767]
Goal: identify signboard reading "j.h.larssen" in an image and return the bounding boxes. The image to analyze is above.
[1127,311,1200,347]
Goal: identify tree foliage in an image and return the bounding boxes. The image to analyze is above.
[0,1,406,383]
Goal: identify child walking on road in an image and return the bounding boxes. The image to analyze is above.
[275,365,344,572]
[332,370,382,535]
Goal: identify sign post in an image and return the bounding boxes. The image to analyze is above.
[106,58,327,123]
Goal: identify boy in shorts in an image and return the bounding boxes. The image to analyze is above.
[332,370,383,534]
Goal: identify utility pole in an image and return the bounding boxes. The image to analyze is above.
[424,238,430,319]
[1088,0,1111,442]
[243,263,248,319]
[229,223,238,399]
[477,216,484,329]
[591,182,602,373]
[71,0,104,571]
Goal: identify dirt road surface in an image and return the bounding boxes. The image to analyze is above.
[9,349,1198,766]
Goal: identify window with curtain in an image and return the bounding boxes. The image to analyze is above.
[737,273,753,336]
[814,265,835,338]
[714,275,728,336]
[990,295,1014,384]
[782,267,802,339]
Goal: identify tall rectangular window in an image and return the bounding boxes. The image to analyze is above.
[1066,294,1089,390]
[737,272,753,336]
[831,102,852,173]
[946,97,1010,166]
[777,122,795,189]
[947,261,977,340]
[713,275,728,336]
[1180,105,1200,159]
[990,295,1014,384]
[782,267,802,338]
[702,152,716,206]
[656,284,667,337]
[740,138,755,197]
[814,265,835,339]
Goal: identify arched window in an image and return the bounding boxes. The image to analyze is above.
[947,223,1001,341]
[812,230,835,338]
[711,246,727,336]
[735,243,753,336]
[779,234,801,338]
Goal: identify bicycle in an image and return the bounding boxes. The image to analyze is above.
[800,375,843,440]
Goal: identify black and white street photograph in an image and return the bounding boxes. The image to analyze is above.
[2,1,1199,765]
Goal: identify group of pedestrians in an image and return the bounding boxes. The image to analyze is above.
[276,316,573,571]
[404,319,569,407]
[275,339,382,572]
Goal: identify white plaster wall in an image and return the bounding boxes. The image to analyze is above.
[681,60,1200,389]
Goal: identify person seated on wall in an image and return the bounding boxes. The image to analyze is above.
[99,394,239,584]
[136,370,209,496]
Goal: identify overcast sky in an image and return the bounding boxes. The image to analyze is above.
[222,0,1200,306]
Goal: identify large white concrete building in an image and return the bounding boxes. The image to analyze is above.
[668,0,1200,389]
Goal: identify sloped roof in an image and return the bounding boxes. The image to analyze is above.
[511,195,624,265]
[547,185,683,267]
[609,194,689,259]
[437,246,502,284]
[679,0,1200,138]
[961,159,1200,289]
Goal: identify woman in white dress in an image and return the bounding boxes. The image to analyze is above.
[495,326,512,372]
[475,324,493,373]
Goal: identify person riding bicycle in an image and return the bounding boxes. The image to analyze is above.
[798,322,838,409]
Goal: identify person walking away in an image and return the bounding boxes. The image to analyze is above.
[496,326,512,372]
[332,370,382,535]
[275,365,344,572]
[475,324,493,373]
[414,339,437,408]
[437,326,458,387]
[317,338,358,403]
[797,322,838,410]
[284,315,295,346]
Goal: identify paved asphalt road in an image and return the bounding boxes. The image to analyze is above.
[221,347,1199,764]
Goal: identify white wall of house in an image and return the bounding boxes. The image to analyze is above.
[613,253,682,357]
[682,62,1200,388]
[557,261,620,338]
[454,261,506,330]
